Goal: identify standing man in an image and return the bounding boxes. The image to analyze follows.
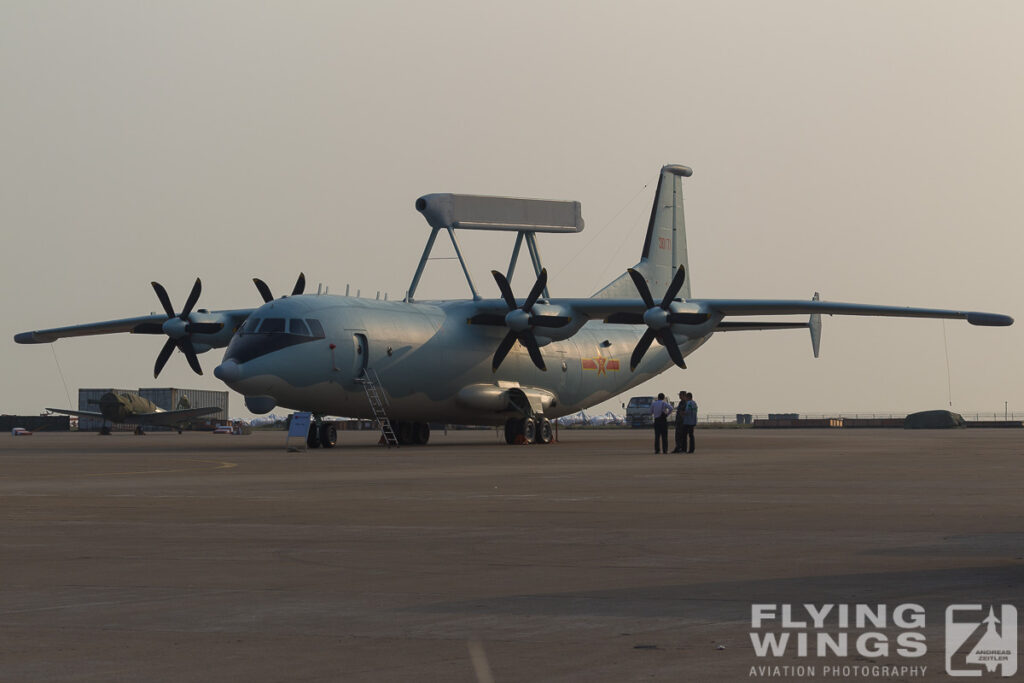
[682,391,698,453]
[672,390,687,453]
[650,392,671,454]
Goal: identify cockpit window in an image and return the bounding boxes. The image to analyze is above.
[289,319,311,336]
[259,318,286,334]
[239,317,261,335]
[306,319,325,338]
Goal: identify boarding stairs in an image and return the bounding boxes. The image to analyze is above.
[357,368,398,447]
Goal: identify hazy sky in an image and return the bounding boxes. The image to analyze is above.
[2,1,1021,420]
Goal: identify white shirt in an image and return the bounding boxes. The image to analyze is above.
[650,399,671,419]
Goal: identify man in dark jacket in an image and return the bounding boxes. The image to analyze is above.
[672,390,687,453]
[682,392,698,453]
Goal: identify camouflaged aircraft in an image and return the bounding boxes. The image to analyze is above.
[15,165,1013,447]
[47,392,220,435]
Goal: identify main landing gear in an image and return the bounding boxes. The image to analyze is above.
[306,419,338,449]
[392,421,430,446]
[504,417,553,445]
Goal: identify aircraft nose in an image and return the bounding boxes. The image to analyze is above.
[214,359,242,383]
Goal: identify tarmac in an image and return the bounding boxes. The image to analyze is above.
[1,428,1021,682]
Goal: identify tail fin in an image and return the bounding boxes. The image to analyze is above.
[177,395,191,409]
[593,164,693,299]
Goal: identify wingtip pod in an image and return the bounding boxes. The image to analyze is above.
[966,312,1014,327]
[14,332,39,344]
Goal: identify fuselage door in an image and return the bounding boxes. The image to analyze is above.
[353,332,368,377]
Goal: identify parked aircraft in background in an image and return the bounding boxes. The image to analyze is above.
[17,165,1013,447]
[556,411,591,427]
[48,392,220,435]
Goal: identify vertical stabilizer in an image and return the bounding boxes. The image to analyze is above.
[593,164,693,299]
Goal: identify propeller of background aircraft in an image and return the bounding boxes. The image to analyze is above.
[253,272,306,303]
[133,278,223,378]
[604,265,707,371]
[468,268,570,372]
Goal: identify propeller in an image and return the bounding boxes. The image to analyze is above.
[470,268,570,372]
[253,272,306,303]
[142,278,223,378]
[609,265,706,371]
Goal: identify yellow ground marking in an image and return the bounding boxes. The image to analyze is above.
[82,458,239,477]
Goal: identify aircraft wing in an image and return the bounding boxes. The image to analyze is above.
[14,309,255,345]
[46,408,105,419]
[46,406,221,425]
[134,407,223,426]
[688,299,1013,326]
[554,297,1013,327]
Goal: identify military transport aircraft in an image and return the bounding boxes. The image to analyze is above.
[47,392,220,435]
[15,165,1013,447]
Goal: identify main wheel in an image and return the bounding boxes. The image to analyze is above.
[319,423,338,448]
[504,419,521,445]
[521,418,536,444]
[537,418,553,444]
[396,421,414,445]
[306,423,322,449]
[413,422,430,445]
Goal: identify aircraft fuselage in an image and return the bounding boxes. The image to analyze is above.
[213,294,709,424]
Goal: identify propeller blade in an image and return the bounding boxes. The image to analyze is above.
[491,271,518,311]
[291,272,306,296]
[658,329,687,369]
[180,278,202,318]
[522,268,547,312]
[604,312,644,325]
[253,278,274,303]
[154,338,176,378]
[629,328,657,371]
[518,329,546,371]
[179,340,203,375]
[660,265,687,309]
[132,323,165,335]
[528,315,570,328]
[151,282,176,319]
[626,269,656,309]
[467,314,508,326]
[492,330,518,372]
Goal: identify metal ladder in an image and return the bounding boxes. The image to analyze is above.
[357,368,398,447]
